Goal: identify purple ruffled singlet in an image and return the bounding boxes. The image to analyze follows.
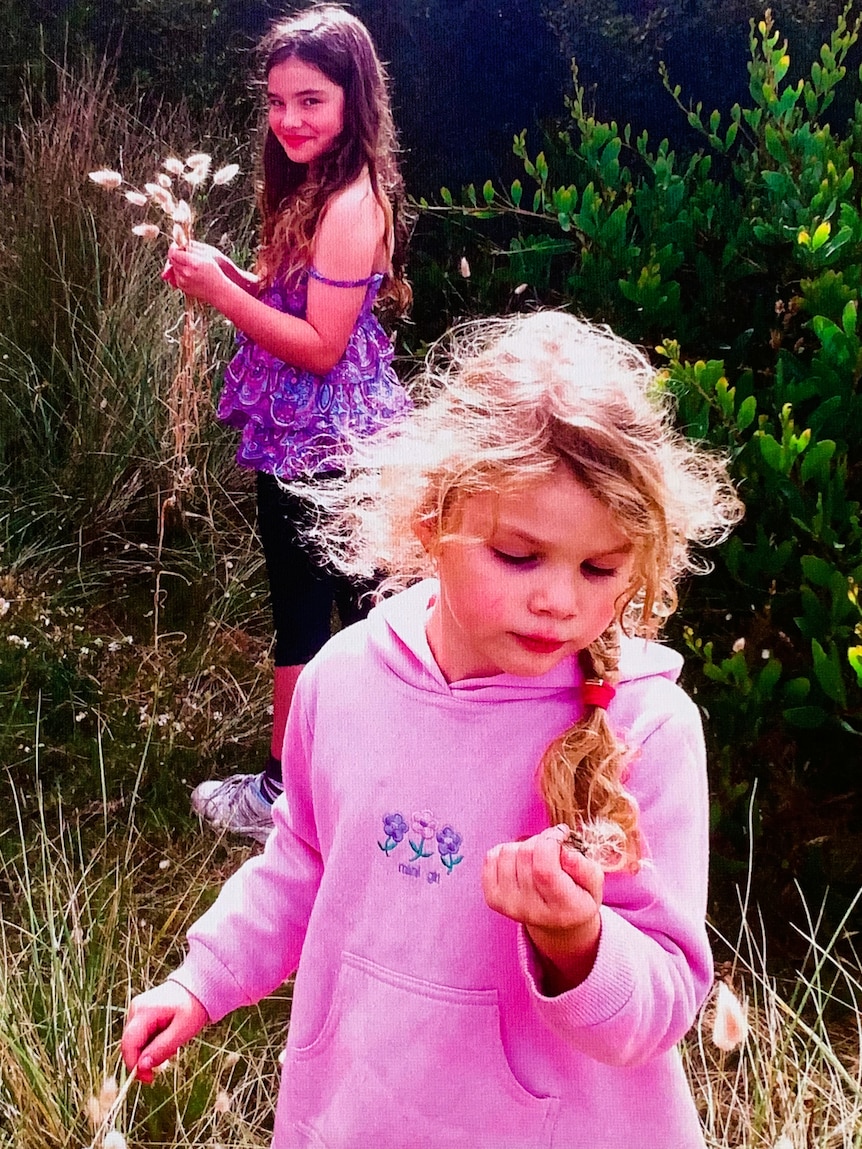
[216,266,412,479]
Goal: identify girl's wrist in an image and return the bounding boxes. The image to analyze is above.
[527,914,601,996]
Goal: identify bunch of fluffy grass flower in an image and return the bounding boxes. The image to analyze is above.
[88,153,239,511]
[84,1070,137,1149]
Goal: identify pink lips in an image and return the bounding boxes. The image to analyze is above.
[514,634,566,655]
[283,135,312,149]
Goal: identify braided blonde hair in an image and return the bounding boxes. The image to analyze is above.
[298,311,743,867]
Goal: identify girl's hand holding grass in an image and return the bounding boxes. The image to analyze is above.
[121,982,209,1084]
[164,242,229,306]
[482,825,604,994]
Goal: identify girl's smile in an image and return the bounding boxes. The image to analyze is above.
[267,58,345,167]
[422,467,635,683]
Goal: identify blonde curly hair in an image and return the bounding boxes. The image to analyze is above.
[300,311,743,867]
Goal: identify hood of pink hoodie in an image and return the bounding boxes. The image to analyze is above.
[361,578,684,708]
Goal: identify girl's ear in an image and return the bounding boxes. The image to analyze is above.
[412,513,438,557]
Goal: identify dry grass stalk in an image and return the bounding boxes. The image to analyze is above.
[85,1068,136,1149]
[88,154,239,509]
[89,153,240,647]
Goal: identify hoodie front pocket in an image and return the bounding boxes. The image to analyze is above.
[279,951,558,1148]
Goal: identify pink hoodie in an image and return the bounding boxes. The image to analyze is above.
[172,581,712,1147]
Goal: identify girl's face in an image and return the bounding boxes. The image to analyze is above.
[422,468,635,683]
[267,57,346,168]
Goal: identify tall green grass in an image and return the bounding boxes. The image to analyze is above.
[686,903,862,1147]
[0,56,275,810]
[0,750,285,1149]
[0,54,254,569]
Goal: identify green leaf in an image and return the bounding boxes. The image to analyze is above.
[782,677,810,704]
[756,657,782,699]
[762,170,789,195]
[736,394,757,431]
[440,186,453,206]
[799,439,835,484]
[764,123,788,164]
[482,179,495,206]
[510,179,523,207]
[842,299,857,337]
[800,555,835,587]
[783,705,828,728]
[811,221,832,251]
[811,638,847,706]
[758,433,784,471]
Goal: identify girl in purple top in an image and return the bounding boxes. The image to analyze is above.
[163,5,412,840]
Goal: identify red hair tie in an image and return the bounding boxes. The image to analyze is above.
[582,678,616,710]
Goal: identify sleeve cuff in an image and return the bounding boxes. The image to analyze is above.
[168,941,257,1024]
[518,907,637,1028]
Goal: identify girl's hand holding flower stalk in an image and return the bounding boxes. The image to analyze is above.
[121,980,209,1084]
[162,240,259,304]
[482,824,604,994]
[163,241,229,305]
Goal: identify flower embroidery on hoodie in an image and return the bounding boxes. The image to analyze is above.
[378,810,463,875]
[436,825,464,872]
[408,809,437,859]
[378,812,409,853]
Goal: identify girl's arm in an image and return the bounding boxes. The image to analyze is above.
[147,698,323,1026]
[486,691,714,1068]
[165,184,385,375]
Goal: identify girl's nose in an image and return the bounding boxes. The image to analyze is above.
[272,105,300,132]
[530,573,578,618]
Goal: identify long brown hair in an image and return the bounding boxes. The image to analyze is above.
[254,4,411,313]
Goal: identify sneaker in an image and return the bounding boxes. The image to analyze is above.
[190,773,274,844]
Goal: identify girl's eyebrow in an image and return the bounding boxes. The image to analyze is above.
[497,525,633,558]
[268,86,327,97]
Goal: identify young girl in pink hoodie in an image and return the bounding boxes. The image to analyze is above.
[122,311,742,1147]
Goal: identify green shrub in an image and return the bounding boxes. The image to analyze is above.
[421,5,862,906]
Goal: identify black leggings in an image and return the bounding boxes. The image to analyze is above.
[256,470,371,666]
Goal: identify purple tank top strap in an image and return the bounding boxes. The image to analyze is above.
[307,265,384,289]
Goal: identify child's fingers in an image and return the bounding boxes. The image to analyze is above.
[483,829,603,928]
[558,841,604,903]
[121,986,208,1085]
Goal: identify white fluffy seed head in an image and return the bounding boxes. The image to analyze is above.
[212,163,240,186]
[712,981,748,1051]
[98,1076,119,1109]
[88,169,123,190]
[213,1089,232,1113]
